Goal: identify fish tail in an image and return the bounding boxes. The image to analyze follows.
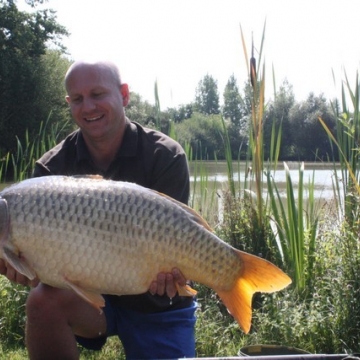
[217,250,292,334]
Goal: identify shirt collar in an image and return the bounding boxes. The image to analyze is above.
[75,118,138,163]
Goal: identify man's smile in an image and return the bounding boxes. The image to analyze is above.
[85,115,104,122]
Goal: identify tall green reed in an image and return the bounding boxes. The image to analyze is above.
[267,162,319,296]
[189,158,219,225]
[154,80,162,131]
[239,24,322,294]
[0,153,10,183]
[320,71,360,226]
[240,25,267,228]
[319,71,360,350]
[220,116,236,198]
[238,24,290,263]
[1,113,70,182]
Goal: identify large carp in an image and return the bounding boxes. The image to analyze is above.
[0,175,291,333]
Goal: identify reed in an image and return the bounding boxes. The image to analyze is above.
[267,162,320,297]
[220,116,236,198]
[318,70,360,351]
[0,114,70,182]
[240,24,267,228]
[154,80,162,131]
[0,153,10,183]
[320,71,360,226]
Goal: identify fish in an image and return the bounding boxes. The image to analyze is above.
[0,175,291,333]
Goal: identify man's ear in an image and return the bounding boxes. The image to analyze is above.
[65,95,71,104]
[120,84,130,106]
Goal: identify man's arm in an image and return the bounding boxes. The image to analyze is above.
[151,152,190,204]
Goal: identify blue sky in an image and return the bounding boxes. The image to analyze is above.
[24,0,360,108]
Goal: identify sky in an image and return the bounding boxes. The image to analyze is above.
[23,0,360,109]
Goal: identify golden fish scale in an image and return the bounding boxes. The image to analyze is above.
[3,176,241,295]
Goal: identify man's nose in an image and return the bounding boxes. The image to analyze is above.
[82,97,96,111]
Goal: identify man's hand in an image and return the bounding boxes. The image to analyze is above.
[149,268,186,298]
[0,258,39,287]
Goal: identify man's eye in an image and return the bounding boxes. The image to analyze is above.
[72,97,82,104]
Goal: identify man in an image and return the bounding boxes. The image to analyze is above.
[0,61,197,359]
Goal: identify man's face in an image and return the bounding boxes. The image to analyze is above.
[65,64,128,142]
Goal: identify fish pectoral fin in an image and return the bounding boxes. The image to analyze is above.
[3,247,36,280]
[63,277,105,311]
[176,283,197,297]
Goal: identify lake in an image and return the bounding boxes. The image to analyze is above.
[189,161,338,200]
[188,161,340,223]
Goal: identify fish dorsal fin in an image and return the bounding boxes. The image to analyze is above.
[181,203,213,232]
[151,189,213,232]
[71,175,104,180]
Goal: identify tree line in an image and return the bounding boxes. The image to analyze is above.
[130,75,337,162]
[1,0,338,169]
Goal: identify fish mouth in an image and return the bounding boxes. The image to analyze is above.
[84,115,104,123]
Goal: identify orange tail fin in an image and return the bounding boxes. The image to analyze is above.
[217,250,292,334]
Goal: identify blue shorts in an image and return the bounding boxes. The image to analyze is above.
[76,296,197,359]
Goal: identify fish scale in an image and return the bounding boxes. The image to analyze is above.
[0,175,291,333]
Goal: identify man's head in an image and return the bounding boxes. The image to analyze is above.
[65,60,130,143]
[65,61,123,91]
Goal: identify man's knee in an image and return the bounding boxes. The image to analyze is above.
[26,284,72,320]
[26,284,108,338]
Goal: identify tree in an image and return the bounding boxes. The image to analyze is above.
[35,50,73,127]
[223,74,242,127]
[125,92,156,126]
[264,80,295,160]
[289,93,336,160]
[194,74,220,115]
[236,79,259,138]
[167,103,194,123]
[174,112,225,160]
[0,0,69,153]
[24,0,48,7]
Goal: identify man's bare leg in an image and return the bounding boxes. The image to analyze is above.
[26,284,107,360]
